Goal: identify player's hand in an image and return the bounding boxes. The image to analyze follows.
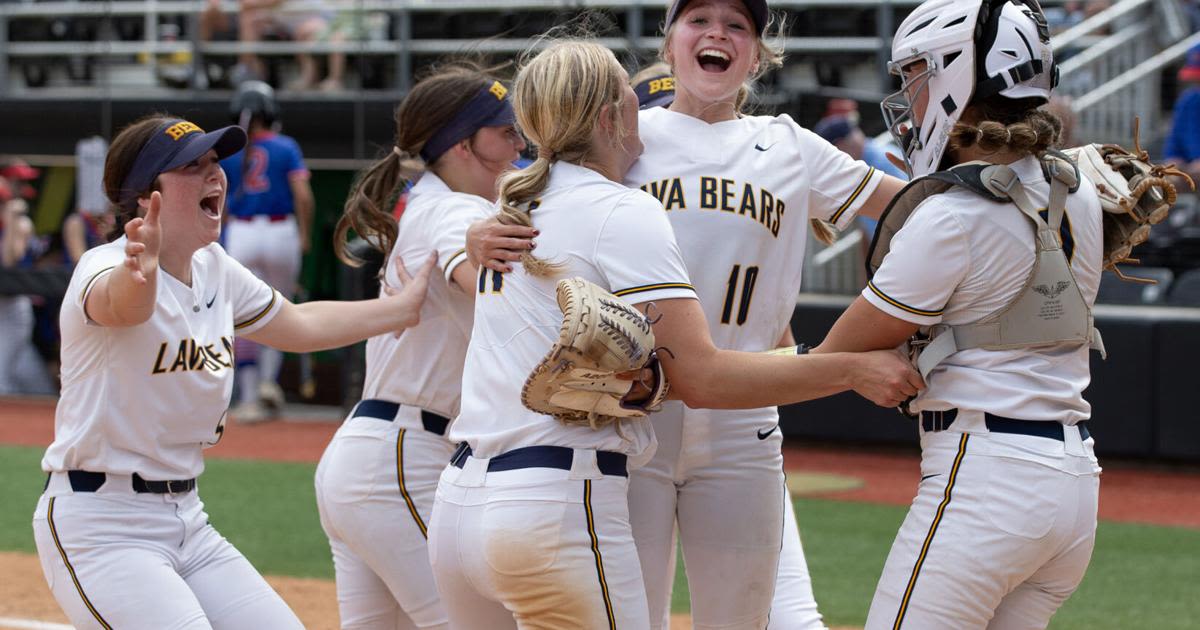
[849,349,925,408]
[381,251,436,332]
[122,191,162,285]
[466,217,537,273]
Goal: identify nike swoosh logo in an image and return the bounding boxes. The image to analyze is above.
[205,292,217,309]
[756,424,779,440]
[921,474,940,482]
[754,143,775,152]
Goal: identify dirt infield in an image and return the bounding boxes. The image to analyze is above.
[3,396,1198,629]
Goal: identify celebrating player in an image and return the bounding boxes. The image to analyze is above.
[31,115,435,630]
[817,1,1104,627]
[468,1,911,627]
[428,38,921,630]
[315,63,524,630]
[221,81,315,424]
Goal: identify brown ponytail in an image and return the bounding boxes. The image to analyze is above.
[948,96,1063,160]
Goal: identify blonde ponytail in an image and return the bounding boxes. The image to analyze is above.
[498,40,628,277]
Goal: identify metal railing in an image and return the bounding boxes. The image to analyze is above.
[1055,0,1193,145]
[0,0,924,96]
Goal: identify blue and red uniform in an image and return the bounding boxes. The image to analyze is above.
[221,131,309,219]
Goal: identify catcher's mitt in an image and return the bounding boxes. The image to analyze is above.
[1065,122,1195,283]
[522,277,668,429]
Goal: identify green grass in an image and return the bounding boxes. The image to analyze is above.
[4,445,1199,628]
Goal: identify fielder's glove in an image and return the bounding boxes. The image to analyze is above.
[522,277,668,430]
[1065,129,1194,283]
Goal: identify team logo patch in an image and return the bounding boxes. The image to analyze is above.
[1033,281,1071,299]
[164,121,203,140]
[489,81,508,100]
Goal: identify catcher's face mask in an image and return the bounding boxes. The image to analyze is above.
[883,0,1057,177]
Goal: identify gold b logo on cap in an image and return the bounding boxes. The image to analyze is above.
[489,81,508,100]
[165,121,203,141]
[648,77,675,95]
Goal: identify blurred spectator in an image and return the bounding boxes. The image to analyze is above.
[63,137,112,266]
[0,162,56,396]
[1163,44,1200,185]
[238,0,346,91]
[813,115,908,238]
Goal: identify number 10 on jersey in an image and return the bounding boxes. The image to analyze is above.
[721,265,759,325]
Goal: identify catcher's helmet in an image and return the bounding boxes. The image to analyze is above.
[882,0,1058,177]
[230,80,279,128]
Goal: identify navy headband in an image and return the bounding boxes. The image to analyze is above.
[634,73,676,109]
[117,119,247,210]
[419,81,515,163]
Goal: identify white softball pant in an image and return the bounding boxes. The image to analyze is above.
[865,426,1100,630]
[224,215,301,294]
[629,404,787,630]
[429,446,650,630]
[32,472,303,630]
[314,401,455,630]
[769,483,827,630]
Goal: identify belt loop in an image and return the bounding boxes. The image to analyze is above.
[568,449,602,480]
[457,455,489,487]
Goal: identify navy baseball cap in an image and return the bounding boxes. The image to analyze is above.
[117,119,246,209]
[633,72,676,109]
[665,0,769,36]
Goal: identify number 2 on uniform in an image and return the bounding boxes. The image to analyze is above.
[721,264,758,325]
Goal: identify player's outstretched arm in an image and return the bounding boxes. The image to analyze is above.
[644,297,923,409]
[246,251,436,352]
[856,174,907,220]
[86,191,162,327]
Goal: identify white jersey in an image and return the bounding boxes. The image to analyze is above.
[627,107,883,352]
[452,162,696,468]
[361,172,489,419]
[44,238,281,479]
[864,155,1103,423]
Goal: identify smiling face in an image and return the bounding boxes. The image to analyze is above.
[146,149,227,249]
[665,0,760,108]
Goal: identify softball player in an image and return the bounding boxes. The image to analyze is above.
[221,80,314,423]
[429,38,920,630]
[31,114,434,630]
[314,64,524,630]
[471,2,909,627]
[818,1,1103,627]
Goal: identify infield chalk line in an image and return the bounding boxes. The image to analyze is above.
[0,617,73,630]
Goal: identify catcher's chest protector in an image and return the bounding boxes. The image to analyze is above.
[867,155,1106,379]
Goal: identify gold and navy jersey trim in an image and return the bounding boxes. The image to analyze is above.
[79,265,116,303]
[395,429,429,539]
[442,249,468,275]
[612,282,694,298]
[830,167,877,224]
[584,480,617,629]
[234,290,278,330]
[47,498,114,629]
[892,434,969,630]
[867,281,943,317]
